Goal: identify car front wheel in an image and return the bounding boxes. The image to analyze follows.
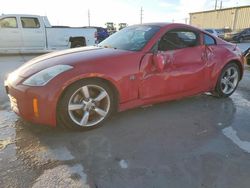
[58,79,116,130]
[213,63,240,98]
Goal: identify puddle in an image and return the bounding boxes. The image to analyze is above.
[232,93,250,108]
[32,164,89,188]
[222,126,250,153]
[220,91,250,153]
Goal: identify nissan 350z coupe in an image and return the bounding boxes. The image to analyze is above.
[5,23,244,130]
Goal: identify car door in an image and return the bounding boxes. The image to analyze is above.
[139,28,208,99]
[20,17,46,49]
[0,17,22,49]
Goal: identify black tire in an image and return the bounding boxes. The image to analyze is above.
[57,79,116,130]
[70,37,86,48]
[212,63,240,98]
[71,41,83,48]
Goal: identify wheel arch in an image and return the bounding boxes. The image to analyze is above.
[226,59,244,80]
[69,36,86,48]
[211,60,242,97]
[56,76,120,116]
[211,58,243,92]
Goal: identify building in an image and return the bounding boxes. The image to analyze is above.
[190,5,250,31]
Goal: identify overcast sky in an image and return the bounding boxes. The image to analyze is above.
[0,0,249,27]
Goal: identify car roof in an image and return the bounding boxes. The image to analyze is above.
[139,22,170,27]
[0,14,40,18]
[132,23,203,30]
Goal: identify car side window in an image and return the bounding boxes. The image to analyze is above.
[204,34,216,45]
[0,17,17,28]
[21,17,40,28]
[158,29,200,51]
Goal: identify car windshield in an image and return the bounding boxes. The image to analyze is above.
[98,25,161,51]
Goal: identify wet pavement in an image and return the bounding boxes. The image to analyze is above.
[0,44,250,188]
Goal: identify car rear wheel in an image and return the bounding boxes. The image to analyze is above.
[58,79,116,130]
[213,63,240,98]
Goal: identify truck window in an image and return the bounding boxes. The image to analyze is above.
[0,17,17,28]
[21,17,40,28]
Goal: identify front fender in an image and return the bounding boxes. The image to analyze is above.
[55,72,121,105]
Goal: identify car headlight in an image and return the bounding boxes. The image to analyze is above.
[23,65,73,86]
[7,71,19,84]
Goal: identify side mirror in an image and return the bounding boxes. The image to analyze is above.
[153,52,165,72]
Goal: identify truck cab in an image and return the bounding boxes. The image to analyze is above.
[0,14,97,53]
[0,15,46,52]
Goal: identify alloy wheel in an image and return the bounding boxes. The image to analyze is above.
[67,85,110,127]
[220,66,239,95]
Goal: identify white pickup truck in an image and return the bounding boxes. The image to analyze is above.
[0,14,97,53]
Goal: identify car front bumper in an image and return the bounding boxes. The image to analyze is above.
[4,79,58,127]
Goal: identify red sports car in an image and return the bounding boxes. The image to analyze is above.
[5,23,244,130]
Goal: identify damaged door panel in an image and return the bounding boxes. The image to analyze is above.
[139,28,210,100]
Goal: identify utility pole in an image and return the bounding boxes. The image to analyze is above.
[214,0,218,10]
[88,9,90,26]
[184,18,188,24]
[140,7,143,24]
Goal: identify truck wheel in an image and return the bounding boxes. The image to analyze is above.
[71,41,83,48]
[70,37,86,48]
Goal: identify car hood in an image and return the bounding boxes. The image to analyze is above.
[15,46,133,78]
